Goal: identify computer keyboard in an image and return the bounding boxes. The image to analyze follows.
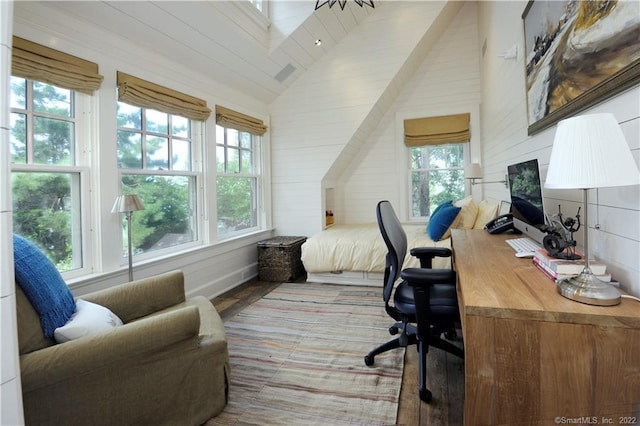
[505,237,541,257]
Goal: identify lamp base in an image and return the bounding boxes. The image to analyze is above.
[556,272,621,306]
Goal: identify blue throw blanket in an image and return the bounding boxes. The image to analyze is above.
[13,235,76,338]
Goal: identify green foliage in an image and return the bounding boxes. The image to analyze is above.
[217,176,256,234]
[411,144,465,217]
[121,175,194,253]
[12,173,73,270]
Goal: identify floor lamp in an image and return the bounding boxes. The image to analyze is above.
[112,194,145,281]
[545,113,640,306]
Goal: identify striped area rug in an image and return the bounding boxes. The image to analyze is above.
[207,282,405,425]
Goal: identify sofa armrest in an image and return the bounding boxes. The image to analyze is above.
[82,270,186,323]
[20,305,200,392]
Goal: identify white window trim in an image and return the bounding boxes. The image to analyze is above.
[213,125,265,242]
[406,143,470,221]
[9,83,95,279]
[233,0,270,29]
[395,104,481,221]
[115,109,206,265]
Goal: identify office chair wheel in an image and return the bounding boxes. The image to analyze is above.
[419,388,432,403]
[445,329,457,340]
[364,354,375,366]
[389,325,399,335]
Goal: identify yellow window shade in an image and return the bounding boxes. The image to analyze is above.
[216,105,267,136]
[12,36,104,94]
[404,113,470,146]
[117,72,211,121]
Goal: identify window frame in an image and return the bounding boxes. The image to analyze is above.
[407,142,470,221]
[9,77,94,278]
[115,101,205,262]
[214,124,263,240]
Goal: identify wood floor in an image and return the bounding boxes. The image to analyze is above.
[212,279,465,426]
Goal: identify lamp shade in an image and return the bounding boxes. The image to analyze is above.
[545,113,640,189]
[465,163,482,179]
[111,194,144,213]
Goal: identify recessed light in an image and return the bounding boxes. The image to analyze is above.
[315,39,322,46]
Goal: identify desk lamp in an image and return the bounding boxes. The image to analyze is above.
[545,113,640,306]
[112,194,144,281]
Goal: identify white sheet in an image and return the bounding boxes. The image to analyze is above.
[301,223,451,273]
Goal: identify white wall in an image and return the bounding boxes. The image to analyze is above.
[325,0,640,297]
[339,2,482,223]
[1,1,25,423]
[270,1,463,237]
[11,2,273,299]
[476,1,640,296]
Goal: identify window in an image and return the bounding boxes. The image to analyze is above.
[116,102,200,257]
[249,0,263,12]
[10,77,86,272]
[410,143,466,219]
[216,125,260,238]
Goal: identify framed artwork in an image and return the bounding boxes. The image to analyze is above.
[522,0,640,135]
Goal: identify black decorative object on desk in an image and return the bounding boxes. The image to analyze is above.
[542,204,581,260]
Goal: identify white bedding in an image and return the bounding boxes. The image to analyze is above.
[301,223,452,274]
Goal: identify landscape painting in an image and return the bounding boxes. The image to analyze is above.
[523,0,640,135]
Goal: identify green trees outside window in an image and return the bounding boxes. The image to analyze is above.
[10,77,81,271]
[410,144,465,218]
[116,102,197,257]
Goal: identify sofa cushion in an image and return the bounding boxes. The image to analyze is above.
[54,299,124,343]
[16,285,55,354]
[13,234,76,338]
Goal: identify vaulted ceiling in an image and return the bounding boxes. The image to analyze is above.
[15,1,375,104]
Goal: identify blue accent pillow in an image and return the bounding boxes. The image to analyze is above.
[13,234,76,338]
[427,202,461,241]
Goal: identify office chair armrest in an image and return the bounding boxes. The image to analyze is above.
[410,247,452,268]
[401,267,455,286]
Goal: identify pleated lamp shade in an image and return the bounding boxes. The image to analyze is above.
[545,113,640,190]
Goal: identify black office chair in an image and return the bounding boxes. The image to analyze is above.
[364,200,464,403]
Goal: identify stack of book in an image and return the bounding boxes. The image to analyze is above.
[533,248,611,282]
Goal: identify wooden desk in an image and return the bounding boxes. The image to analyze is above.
[451,229,640,426]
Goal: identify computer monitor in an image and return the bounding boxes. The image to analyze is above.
[507,159,547,244]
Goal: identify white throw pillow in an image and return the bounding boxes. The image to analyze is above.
[54,299,123,343]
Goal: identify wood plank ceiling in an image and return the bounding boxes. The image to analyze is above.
[36,1,375,104]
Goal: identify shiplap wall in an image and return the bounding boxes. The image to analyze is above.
[10,2,273,300]
[477,1,640,297]
[270,1,463,237]
[339,2,482,223]
[1,1,25,423]
[300,0,640,297]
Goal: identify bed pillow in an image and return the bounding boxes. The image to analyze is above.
[474,199,500,229]
[453,197,479,229]
[427,201,461,241]
[54,299,124,343]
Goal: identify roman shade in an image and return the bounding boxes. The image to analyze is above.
[11,36,104,94]
[404,113,470,147]
[117,72,211,121]
[216,105,267,136]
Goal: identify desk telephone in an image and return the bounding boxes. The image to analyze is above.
[485,213,514,234]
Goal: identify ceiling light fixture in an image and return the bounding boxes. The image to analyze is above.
[315,39,322,46]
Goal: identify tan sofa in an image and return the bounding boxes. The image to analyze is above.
[16,270,230,426]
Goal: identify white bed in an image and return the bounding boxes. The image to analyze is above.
[301,198,500,286]
[301,223,452,286]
